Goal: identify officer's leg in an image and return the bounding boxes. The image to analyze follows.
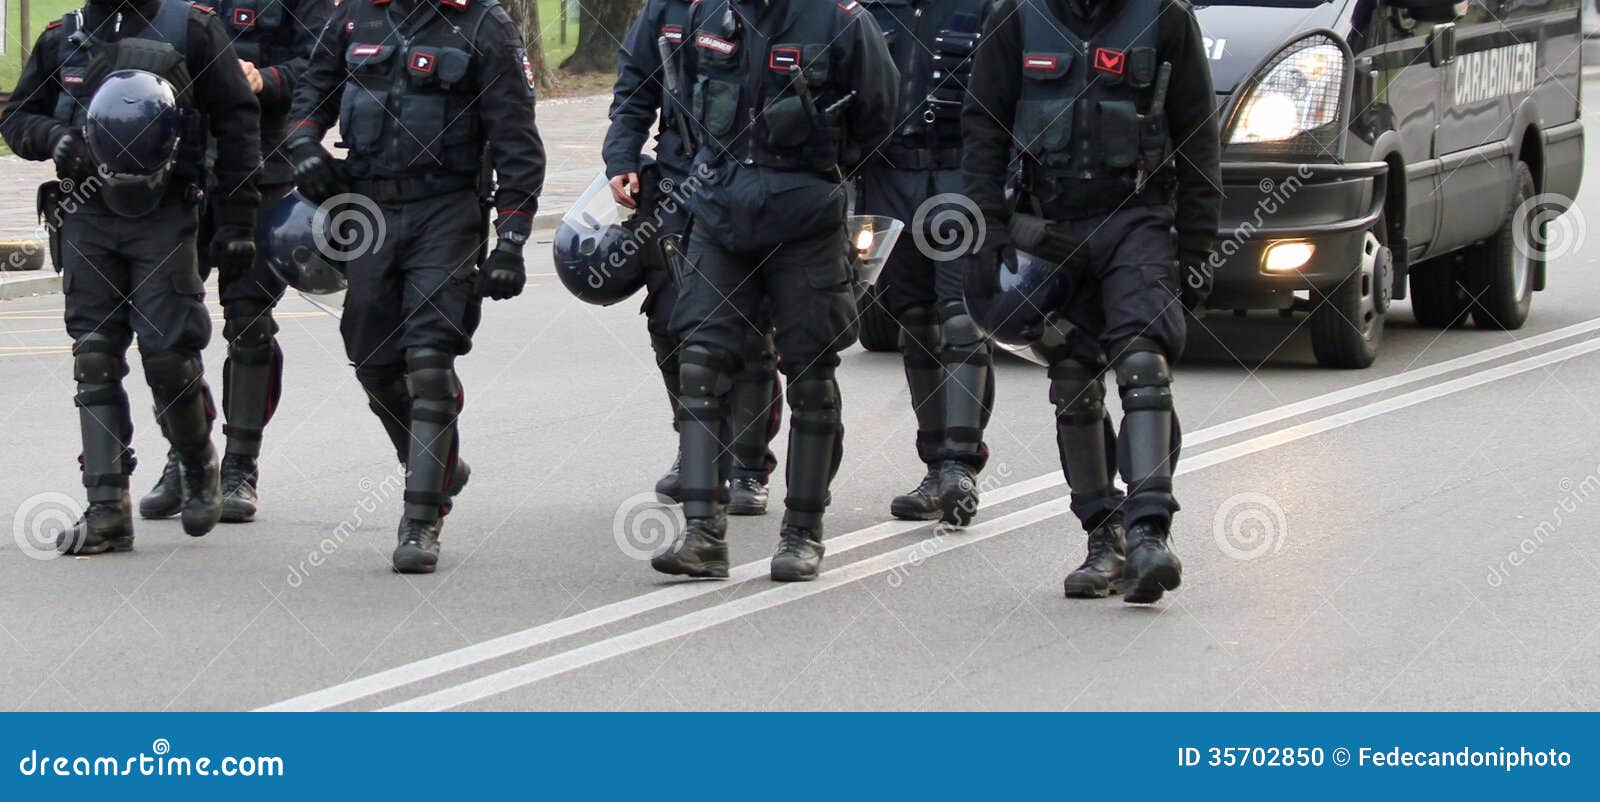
[61,332,137,555]
[129,204,221,538]
[391,348,460,574]
[215,184,291,523]
[727,323,780,516]
[341,207,412,466]
[891,305,944,521]
[1110,337,1183,603]
[1048,350,1128,599]
[935,300,993,526]
[766,228,856,581]
[647,304,685,502]
[356,363,412,465]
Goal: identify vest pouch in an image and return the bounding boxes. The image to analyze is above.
[338,87,388,154]
[1128,47,1157,89]
[694,77,741,142]
[435,48,472,89]
[763,95,813,151]
[345,42,396,76]
[395,94,447,167]
[256,0,285,33]
[1015,100,1072,163]
[1092,100,1140,171]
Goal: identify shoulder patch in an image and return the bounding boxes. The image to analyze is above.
[440,0,470,9]
[836,1,862,16]
[192,4,215,14]
[45,19,64,30]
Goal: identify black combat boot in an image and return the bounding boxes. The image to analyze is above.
[1122,520,1182,604]
[891,466,942,521]
[219,454,259,523]
[179,445,222,537]
[139,449,183,519]
[60,495,135,555]
[393,517,444,574]
[652,514,730,578]
[1063,516,1126,598]
[771,524,825,582]
[728,475,769,516]
[938,461,980,527]
[655,452,683,503]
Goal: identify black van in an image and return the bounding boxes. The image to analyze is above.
[1200,0,1586,367]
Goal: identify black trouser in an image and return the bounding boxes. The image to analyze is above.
[61,200,214,496]
[1035,205,1186,529]
[343,190,484,521]
[858,165,993,469]
[216,182,292,461]
[672,222,856,525]
[642,171,781,481]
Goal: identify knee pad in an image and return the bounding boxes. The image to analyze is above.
[788,369,840,415]
[1049,359,1106,424]
[1110,339,1173,413]
[898,305,941,356]
[72,333,127,386]
[405,349,461,414]
[938,304,985,348]
[141,349,204,402]
[227,314,276,364]
[357,364,408,403]
[678,345,734,399]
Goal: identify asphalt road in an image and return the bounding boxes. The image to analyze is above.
[3,95,1600,713]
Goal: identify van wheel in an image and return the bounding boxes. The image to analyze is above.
[857,283,900,353]
[1310,227,1388,369]
[1466,161,1537,331]
[1408,256,1472,328]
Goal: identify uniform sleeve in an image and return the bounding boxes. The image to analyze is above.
[256,0,334,112]
[194,12,263,213]
[960,0,1022,224]
[0,29,68,161]
[837,3,897,160]
[477,6,548,236]
[602,5,665,178]
[1161,0,1221,257]
[285,10,350,143]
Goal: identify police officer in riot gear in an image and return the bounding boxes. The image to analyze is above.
[858,0,993,527]
[140,0,331,525]
[649,0,896,583]
[2,0,262,554]
[963,0,1220,603]
[286,0,546,574]
[603,0,784,516]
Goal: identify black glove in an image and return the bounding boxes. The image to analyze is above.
[49,127,94,180]
[966,220,1017,300]
[1179,250,1213,312]
[287,138,346,204]
[479,241,527,300]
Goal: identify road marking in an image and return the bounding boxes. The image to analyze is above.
[384,333,1600,711]
[259,318,1600,711]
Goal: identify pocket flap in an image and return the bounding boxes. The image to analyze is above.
[436,48,471,84]
[1021,52,1072,80]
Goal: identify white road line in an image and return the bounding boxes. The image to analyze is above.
[259,318,1600,711]
[385,334,1600,712]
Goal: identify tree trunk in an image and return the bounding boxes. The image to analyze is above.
[559,0,641,74]
[505,0,553,92]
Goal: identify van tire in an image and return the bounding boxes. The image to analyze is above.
[1310,224,1387,369]
[1408,256,1472,328]
[1466,162,1537,331]
[857,283,900,353]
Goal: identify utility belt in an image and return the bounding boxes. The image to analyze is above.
[877,144,962,172]
[1024,173,1175,221]
[349,172,478,204]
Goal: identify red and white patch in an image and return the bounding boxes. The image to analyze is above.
[62,74,85,86]
[836,1,861,15]
[343,18,356,33]
[1093,47,1126,76]
[694,32,736,56]
[410,52,435,73]
[440,0,469,9]
[232,8,256,29]
[521,52,536,90]
[352,44,383,57]
[769,47,801,72]
[1023,55,1058,72]
[661,25,684,43]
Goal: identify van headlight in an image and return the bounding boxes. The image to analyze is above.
[1226,35,1347,157]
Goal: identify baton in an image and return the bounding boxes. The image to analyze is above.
[657,36,698,153]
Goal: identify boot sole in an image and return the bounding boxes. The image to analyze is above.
[220,501,257,524]
[1123,563,1182,604]
[771,566,820,582]
[1063,576,1122,599]
[61,537,135,556]
[890,501,941,522]
[939,488,978,527]
[651,560,729,579]
[726,502,767,516]
[393,547,439,574]
[138,503,181,521]
[182,509,221,537]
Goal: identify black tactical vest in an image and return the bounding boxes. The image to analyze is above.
[862,0,983,170]
[1013,0,1173,213]
[687,0,854,174]
[651,0,696,171]
[214,0,292,67]
[337,0,498,182]
[52,0,205,184]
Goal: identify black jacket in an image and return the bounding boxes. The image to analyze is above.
[216,0,333,185]
[602,0,697,178]
[961,0,1221,257]
[1,0,263,216]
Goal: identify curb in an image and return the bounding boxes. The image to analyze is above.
[0,272,61,300]
[0,239,47,272]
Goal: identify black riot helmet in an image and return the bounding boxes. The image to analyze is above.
[259,191,349,295]
[964,248,1072,355]
[84,70,183,218]
[553,170,662,306]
